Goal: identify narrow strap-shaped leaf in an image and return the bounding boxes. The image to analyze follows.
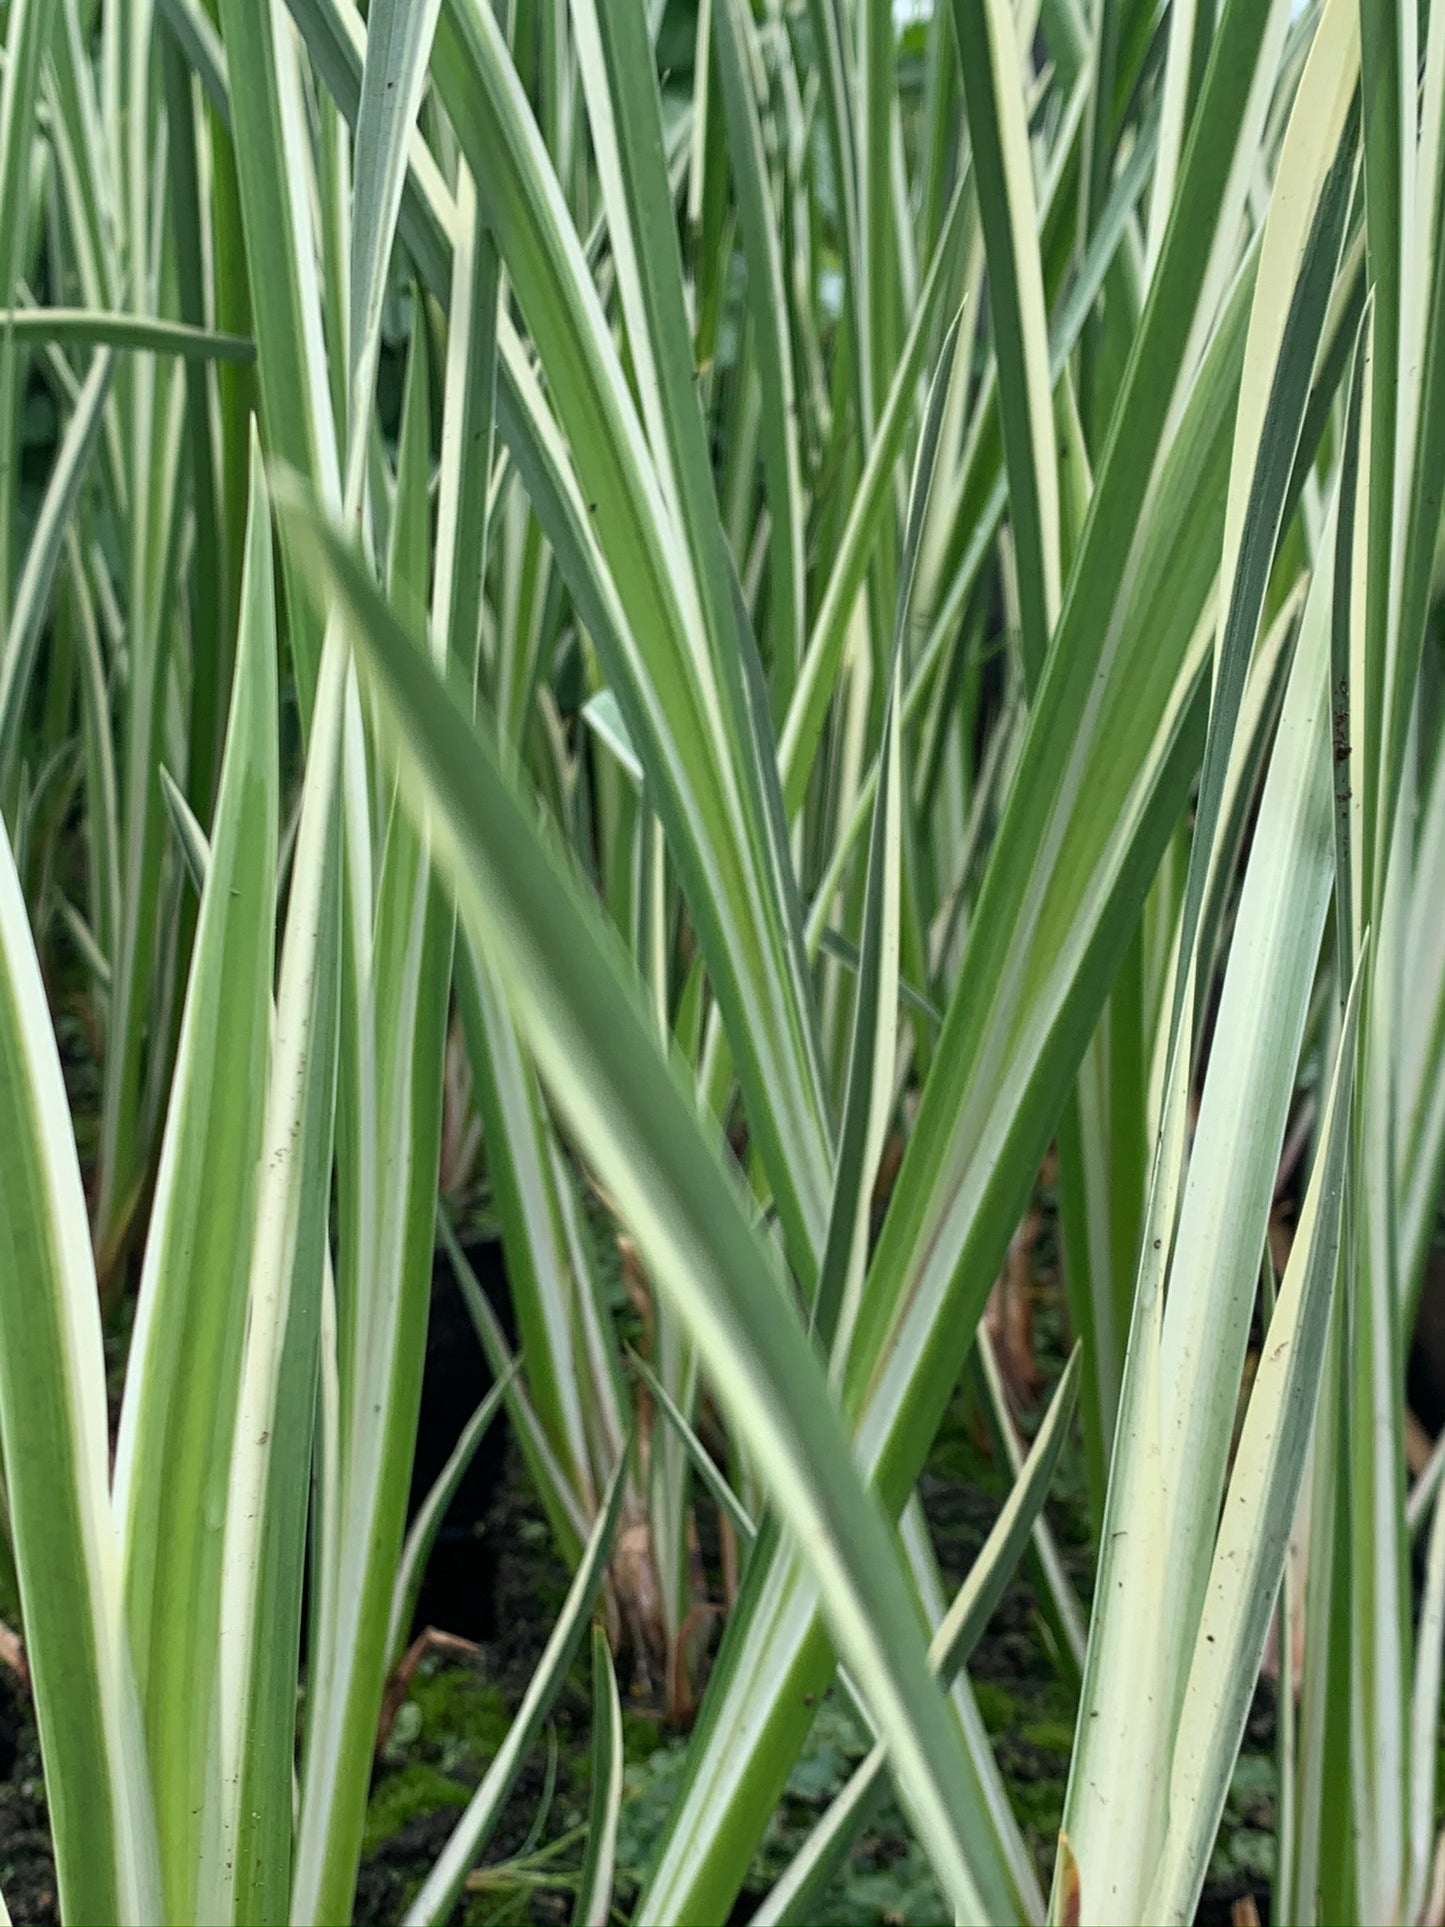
[1355,0,1414,914]
[111,433,279,1923]
[975,1328,1088,1682]
[572,1626,624,1927]
[432,165,500,686]
[1152,0,1359,1591]
[0,308,255,358]
[158,762,211,896]
[951,0,1061,685]
[230,633,346,1927]
[161,21,234,827]
[295,323,457,1926]
[387,1363,517,1667]
[1165,0,1355,1064]
[0,0,55,301]
[756,1347,1082,1927]
[155,0,228,112]
[1059,51,1359,1919]
[405,1451,632,1925]
[565,0,833,1274]
[627,1345,757,1548]
[279,486,1020,1924]
[794,117,1157,902]
[817,927,944,1029]
[1408,1442,1445,1920]
[800,0,862,416]
[213,0,341,716]
[213,498,346,1924]
[815,311,962,1362]
[1371,0,1445,913]
[779,188,967,816]
[0,0,60,613]
[848,86,1278,1426]
[1145,949,1368,1923]
[0,349,116,787]
[1330,301,1370,992]
[1144,0,1201,274]
[0,803,161,1927]
[1399,723,1445,1314]
[66,533,121,964]
[641,141,1263,1927]
[441,1209,595,1554]
[51,895,112,996]
[711,0,806,697]
[582,688,645,786]
[1060,37,1360,1902]
[1076,576,1332,1904]
[857,0,900,434]
[456,935,608,1536]
[427,0,838,1275]
[347,0,444,492]
[281,3,832,1257]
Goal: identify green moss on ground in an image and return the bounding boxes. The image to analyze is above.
[355,1473,593,1925]
[400,1662,512,1772]
[363,1766,470,1860]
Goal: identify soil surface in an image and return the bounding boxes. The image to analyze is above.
[0,1673,56,1927]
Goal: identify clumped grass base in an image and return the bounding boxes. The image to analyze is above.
[350,1315,1286,1927]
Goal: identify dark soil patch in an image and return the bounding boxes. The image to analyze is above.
[404,1235,515,1646]
[0,1671,56,1925]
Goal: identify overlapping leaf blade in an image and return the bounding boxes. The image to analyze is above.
[279,484,1021,1925]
